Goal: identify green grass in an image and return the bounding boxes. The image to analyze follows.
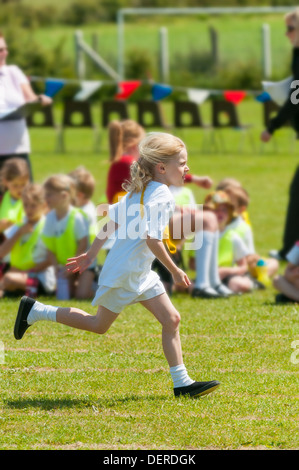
[9,13,294,82]
[1,100,299,449]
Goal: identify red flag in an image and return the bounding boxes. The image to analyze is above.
[223,90,247,105]
[115,80,141,99]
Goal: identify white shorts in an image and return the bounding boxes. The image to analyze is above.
[91,280,166,314]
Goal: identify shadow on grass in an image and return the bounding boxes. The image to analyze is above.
[4,394,170,410]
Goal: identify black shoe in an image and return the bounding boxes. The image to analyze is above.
[174,380,220,398]
[14,296,36,340]
[191,287,221,299]
[275,293,297,304]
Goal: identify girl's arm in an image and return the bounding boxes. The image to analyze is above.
[76,235,88,257]
[146,236,191,288]
[66,220,118,274]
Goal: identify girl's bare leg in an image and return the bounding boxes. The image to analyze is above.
[140,293,183,367]
[56,304,118,334]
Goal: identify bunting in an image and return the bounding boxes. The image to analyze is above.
[186,88,210,104]
[255,91,271,103]
[152,83,173,101]
[31,75,277,109]
[262,76,293,106]
[44,79,65,97]
[74,80,103,101]
[115,80,141,100]
[223,90,247,105]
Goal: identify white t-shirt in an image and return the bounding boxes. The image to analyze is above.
[81,200,97,226]
[227,216,255,254]
[42,207,89,242]
[220,226,250,265]
[98,181,175,294]
[286,242,299,265]
[0,65,30,155]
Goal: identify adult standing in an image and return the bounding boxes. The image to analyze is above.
[0,32,52,181]
[261,9,299,260]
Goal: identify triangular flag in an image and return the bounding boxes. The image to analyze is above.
[44,79,65,97]
[262,76,293,106]
[115,80,141,100]
[152,83,173,101]
[255,91,271,103]
[223,90,247,105]
[187,88,210,104]
[74,80,102,101]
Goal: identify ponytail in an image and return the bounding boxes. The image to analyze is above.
[108,121,123,162]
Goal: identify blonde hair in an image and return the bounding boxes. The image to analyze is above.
[123,132,186,194]
[69,166,95,199]
[22,183,46,206]
[224,185,250,210]
[108,119,145,162]
[285,8,299,24]
[43,174,76,201]
[216,177,242,191]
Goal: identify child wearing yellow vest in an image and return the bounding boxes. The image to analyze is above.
[0,157,29,235]
[223,184,279,282]
[68,166,97,243]
[0,183,55,297]
[41,174,92,300]
[204,190,253,294]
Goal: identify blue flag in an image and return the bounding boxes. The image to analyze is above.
[44,79,65,97]
[152,83,173,101]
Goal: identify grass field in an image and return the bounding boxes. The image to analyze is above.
[8,12,294,83]
[0,99,299,450]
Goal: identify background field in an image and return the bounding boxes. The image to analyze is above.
[0,98,299,450]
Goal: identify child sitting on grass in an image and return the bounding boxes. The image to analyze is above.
[204,190,253,294]
[0,157,29,235]
[0,183,55,297]
[41,174,92,300]
[221,182,279,285]
[0,158,30,278]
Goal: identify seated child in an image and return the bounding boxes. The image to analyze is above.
[0,158,29,233]
[68,166,97,235]
[0,158,30,277]
[204,190,253,294]
[273,241,299,303]
[165,180,233,299]
[0,183,55,297]
[41,174,93,300]
[223,183,279,283]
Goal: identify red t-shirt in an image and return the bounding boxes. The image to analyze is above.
[106,154,136,204]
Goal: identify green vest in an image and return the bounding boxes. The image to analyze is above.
[10,218,45,271]
[218,229,235,267]
[0,191,24,225]
[41,207,87,265]
[173,187,195,206]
